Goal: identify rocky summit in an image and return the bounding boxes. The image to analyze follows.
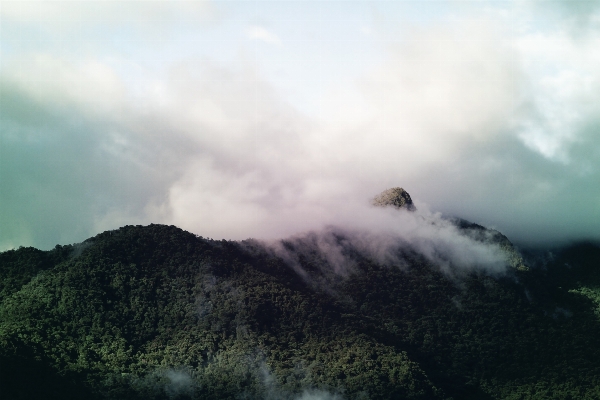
[371,187,417,211]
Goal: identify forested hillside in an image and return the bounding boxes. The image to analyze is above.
[1,224,600,399]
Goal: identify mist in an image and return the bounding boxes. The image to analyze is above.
[255,203,514,282]
[1,1,599,250]
[106,356,352,400]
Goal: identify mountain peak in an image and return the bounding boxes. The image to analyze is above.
[372,187,416,211]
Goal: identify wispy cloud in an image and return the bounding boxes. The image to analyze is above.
[259,204,513,282]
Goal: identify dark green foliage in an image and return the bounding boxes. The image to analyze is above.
[0,244,72,300]
[0,336,100,400]
[1,224,600,399]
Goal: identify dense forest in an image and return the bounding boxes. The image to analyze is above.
[1,223,600,399]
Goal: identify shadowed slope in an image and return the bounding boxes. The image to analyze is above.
[1,223,600,399]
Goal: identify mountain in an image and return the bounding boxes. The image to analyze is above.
[1,191,600,399]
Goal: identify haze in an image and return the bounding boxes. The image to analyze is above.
[1,1,599,250]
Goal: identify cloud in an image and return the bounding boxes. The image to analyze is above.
[295,391,344,400]
[257,361,345,400]
[0,0,216,57]
[514,29,600,165]
[247,25,282,45]
[342,22,521,168]
[128,367,197,399]
[258,204,513,281]
[1,3,600,251]
[4,54,127,116]
[0,0,213,30]
[0,56,194,249]
[527,0,600,30]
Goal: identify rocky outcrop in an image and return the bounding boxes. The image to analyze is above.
[372,187,416,211]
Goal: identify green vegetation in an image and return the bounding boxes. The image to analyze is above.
[1,224,600,399]
[571,287,600,317]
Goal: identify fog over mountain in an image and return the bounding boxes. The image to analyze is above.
[1,1,600,250]
[253,188,523,281]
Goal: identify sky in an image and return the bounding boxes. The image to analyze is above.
[1,0,599,251]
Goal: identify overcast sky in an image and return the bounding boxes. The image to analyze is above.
[1,0,599,250]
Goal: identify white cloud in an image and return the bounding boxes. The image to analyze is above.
[514,30,600,164]
[261,203,513,280]
[323,22,521,169]
[0,0,212,28]
[247,25,282,45]
[5,54,127,117]
[2,2,600,250]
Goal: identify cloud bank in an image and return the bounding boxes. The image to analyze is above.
[1,1,600,250]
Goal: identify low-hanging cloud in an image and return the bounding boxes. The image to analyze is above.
[257,361,346,400]
[257,204,513,281]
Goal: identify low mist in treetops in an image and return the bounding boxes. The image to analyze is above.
[1,188,600,399]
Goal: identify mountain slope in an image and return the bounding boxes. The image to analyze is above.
[1,223,600,399]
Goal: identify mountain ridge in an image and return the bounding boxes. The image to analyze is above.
[1,197,600,399]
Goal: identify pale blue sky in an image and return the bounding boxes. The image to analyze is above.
[1,0,600,249]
